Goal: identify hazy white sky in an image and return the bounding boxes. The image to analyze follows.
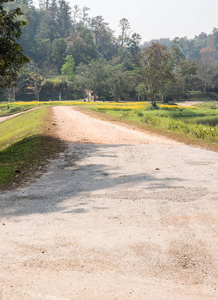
[69,0,218,41]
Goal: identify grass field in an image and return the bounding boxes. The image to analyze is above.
[89,102,218,144]
[0,107,65,190]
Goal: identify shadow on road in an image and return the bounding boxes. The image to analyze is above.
[0,143,184,217]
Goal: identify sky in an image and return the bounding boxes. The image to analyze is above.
[68,0,218,42]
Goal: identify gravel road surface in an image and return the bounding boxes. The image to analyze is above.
[0,106,218,299]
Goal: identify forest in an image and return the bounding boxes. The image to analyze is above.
[1,0,218,103]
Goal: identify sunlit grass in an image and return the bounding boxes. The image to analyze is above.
[0,107,65,190]
[89,102,218,144]
[0,107,47,151]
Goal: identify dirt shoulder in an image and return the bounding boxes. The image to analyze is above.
[0,106,217,299]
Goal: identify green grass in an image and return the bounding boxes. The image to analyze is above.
[0,100,96,117]
[0,102,38,117]
[0,108,47,150]
[90,105,218,145]
[0,107,65,190]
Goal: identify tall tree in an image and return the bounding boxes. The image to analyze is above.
[139,43,175,106]
[52,38,67,72]
[197,46,218,92]
[72,4,80,26]
[124,33,141,69]
[119,18,130,46]
[57,0,72,37]
[0,0,30,88]
[90,15,107,46]
[81,6,90,26]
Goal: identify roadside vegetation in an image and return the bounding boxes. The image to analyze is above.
[0,102,38,117]
[0,107,65,190]
[0,100,217,190]
[89,101,218,145]
[2,100,217,145]
[0,100,95,117]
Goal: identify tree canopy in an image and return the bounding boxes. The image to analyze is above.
[0,0,30,88]
[1,0,218,101]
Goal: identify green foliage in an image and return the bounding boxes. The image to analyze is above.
[92,104,218,144]
[165,118,218,142]
[2,1,218,102]
[139,43,176,106]
[196,102,218,109]
[75,59,112,100]
[0,0,30,87]
[0,102,37,116]
[52,38,67,72]
[61,55,75,81]
[40,78,75,100]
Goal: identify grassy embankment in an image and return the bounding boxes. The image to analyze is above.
[89,102,218,148]
[0,100,94,117]
[0,102,38,116]
[0,107,65,190]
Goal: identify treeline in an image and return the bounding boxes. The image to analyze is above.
[1,0,218,102]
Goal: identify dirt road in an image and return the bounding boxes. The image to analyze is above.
[0,106,218,299]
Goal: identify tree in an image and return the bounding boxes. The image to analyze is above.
[25,73,44,101]
[36,38,52,68]
[119,18,130,47]
[139,43,175,106]
[124,33,141,69]
[52,38,67,72]
[72,4,80,27]
[90,16,107,46]
[61,55,75,81]
[74,59,112,100]
[197,47,218,92]
[136,83,147,100]
[66,23,97,66]
[109,68,131,100]
[73,62,89,99]
[176,59,198,94]
[4,65,30,101]
[80,6,90,26]
[57,0,72,37]
[0,0,30,88]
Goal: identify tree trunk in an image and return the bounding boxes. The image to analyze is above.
[13,86,16,101]
[151,93,156,107]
